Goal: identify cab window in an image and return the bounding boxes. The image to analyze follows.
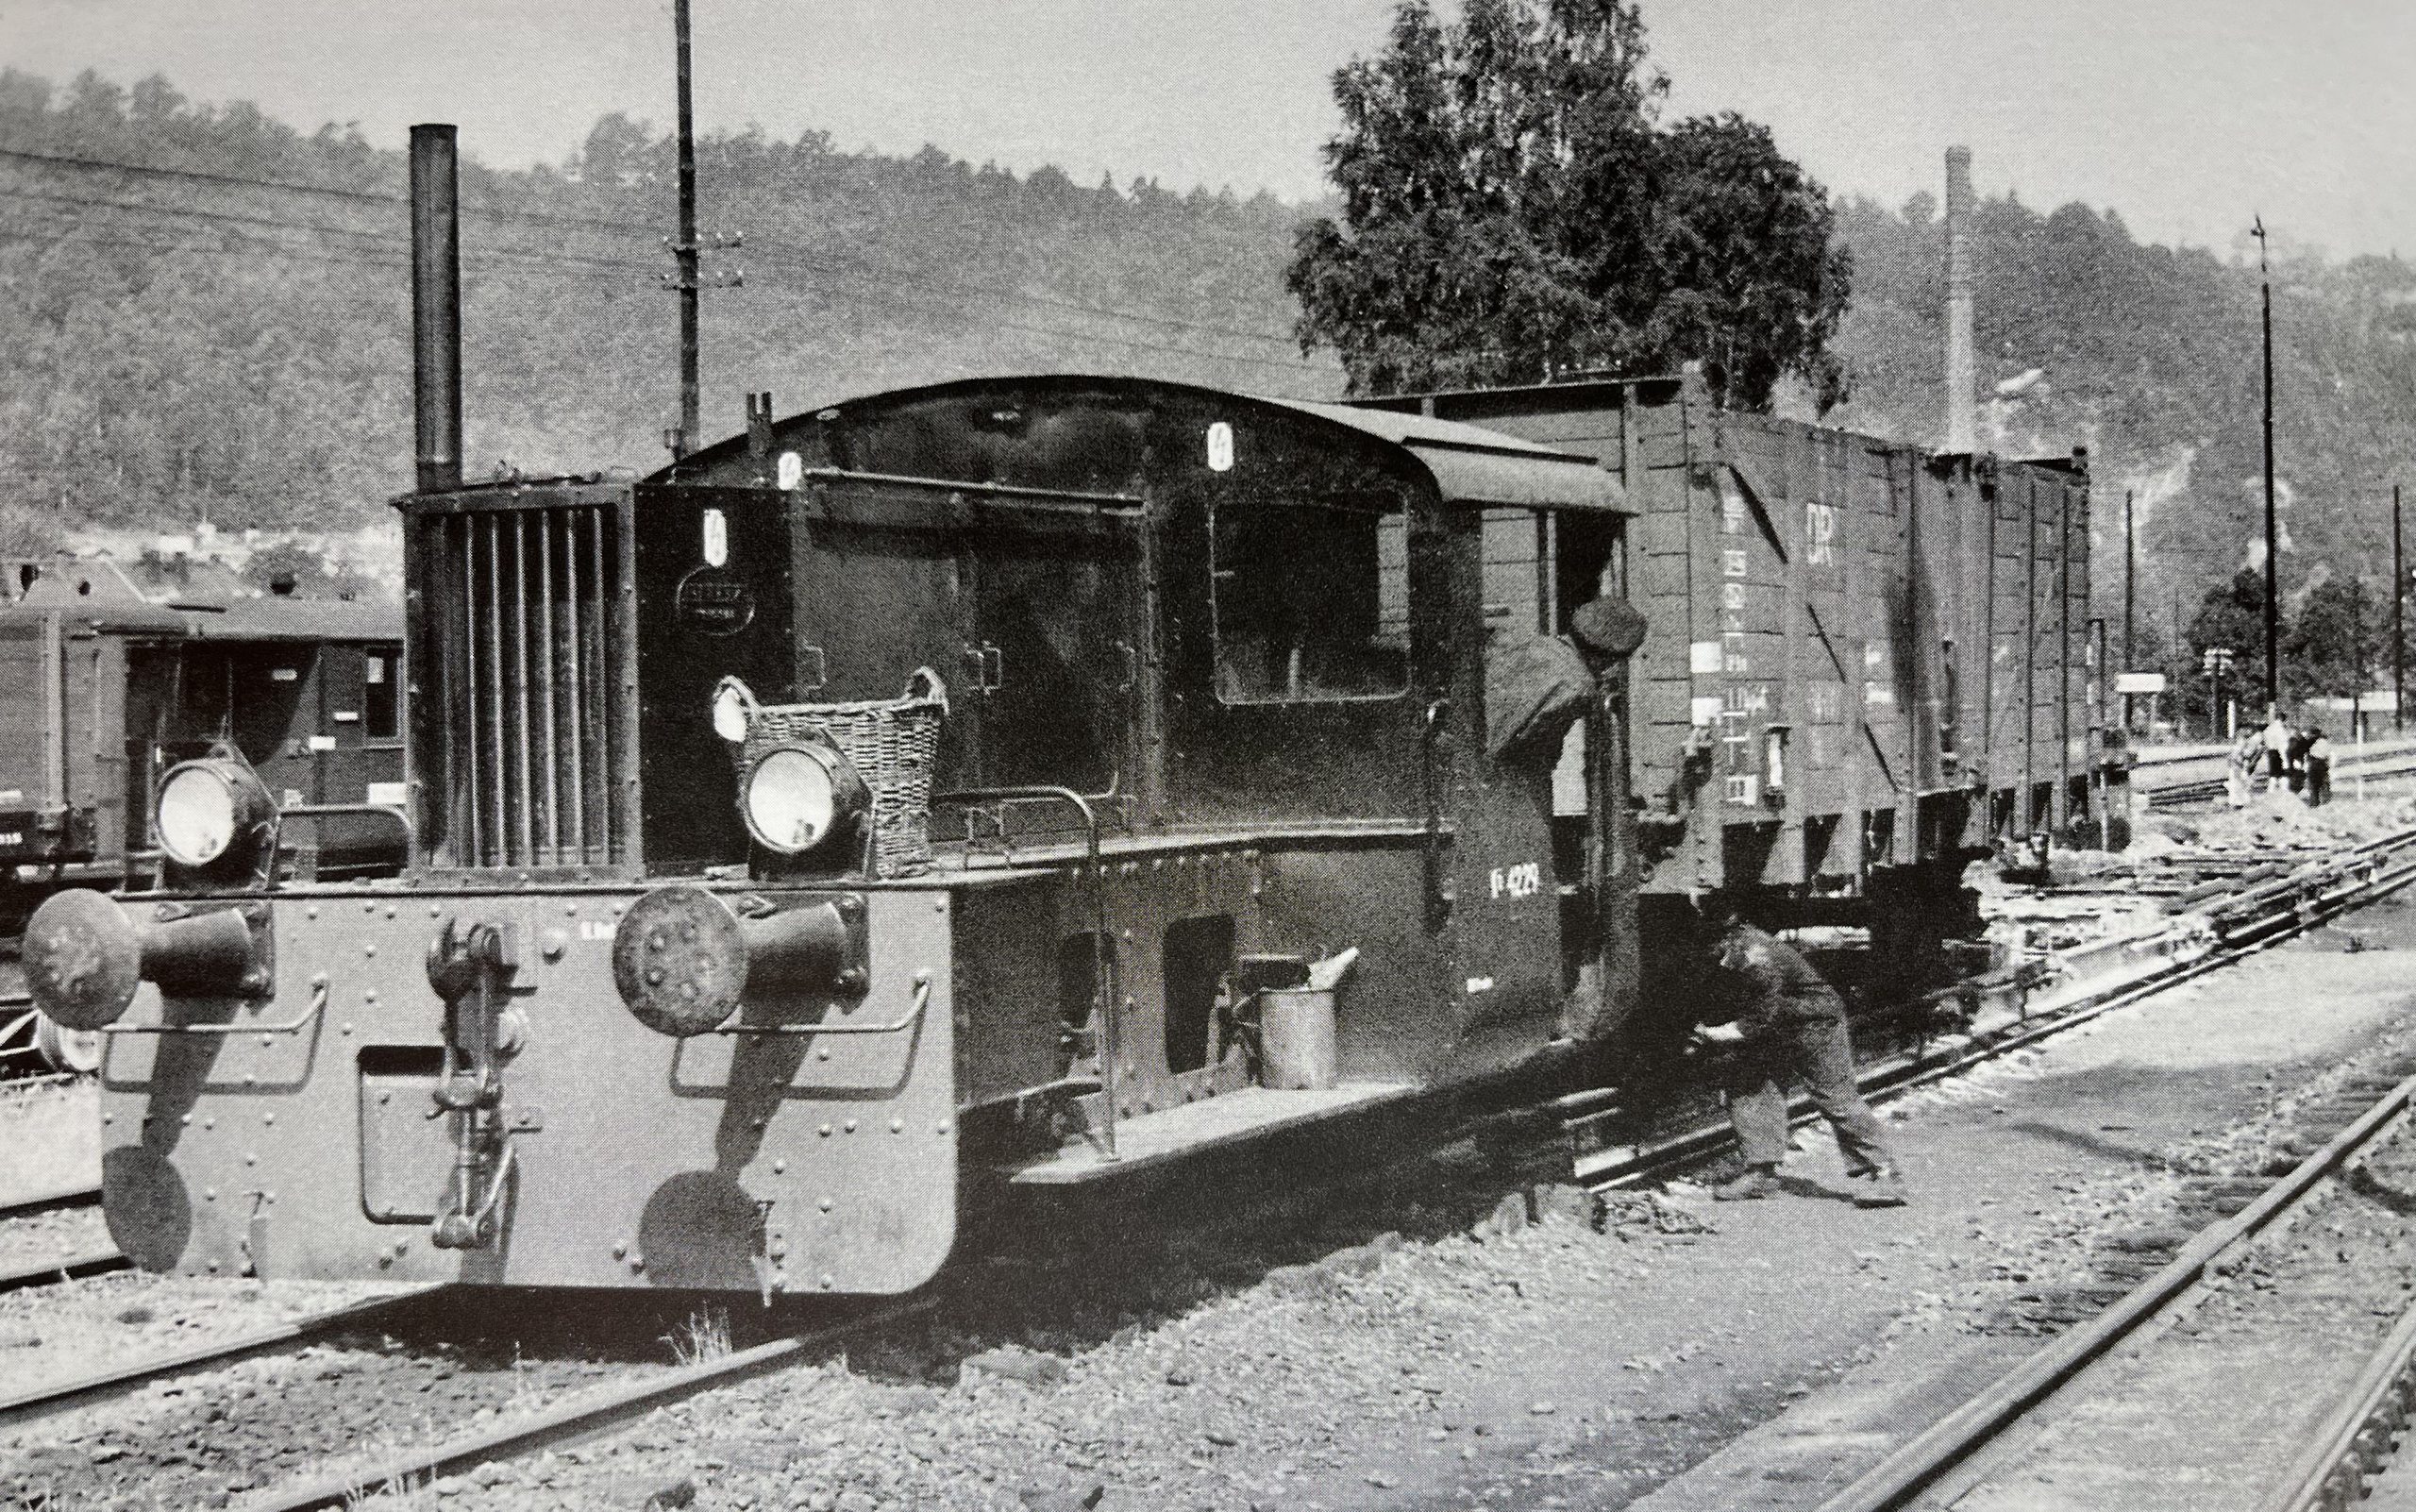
[1210,499,1408,704]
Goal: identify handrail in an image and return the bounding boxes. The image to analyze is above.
[934,783,1116,1160]
[1420,699,1452,932]
[801,466,1141,509]
[714,971,932,1037]
[278,802,414,846]
[101,975,329,1037]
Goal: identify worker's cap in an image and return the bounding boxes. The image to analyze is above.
[1569,596,1648,658]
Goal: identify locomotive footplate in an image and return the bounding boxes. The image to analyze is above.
[1005,1082,1420,1185]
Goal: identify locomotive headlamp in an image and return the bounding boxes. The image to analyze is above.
[155,757,276,871]
[740,743,868,856]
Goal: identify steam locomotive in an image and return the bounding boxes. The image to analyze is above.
[19,126,2104,1295]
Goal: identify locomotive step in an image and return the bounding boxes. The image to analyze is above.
[1007,1082,1418,1184]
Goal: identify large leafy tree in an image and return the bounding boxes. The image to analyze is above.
[2182,569,2277,724]
[2285,577,2378,702]
[1288,0,1851,408]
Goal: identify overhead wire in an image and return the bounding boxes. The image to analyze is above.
[0,173,1331,374]
[0,143,1316,350]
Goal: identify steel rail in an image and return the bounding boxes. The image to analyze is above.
[1810,1067,2416,1512]
[2261,1297,2416,1512]
[240,1295,936,1512]
[0,1179,99,1221]
[2144,752,2416,809]
[1583,828,2416,1192]
[0,1244,125,1296]
[0,1287,442,1427]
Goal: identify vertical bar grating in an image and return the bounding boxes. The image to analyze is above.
[459,514,483,866]
[512,512,534,865]
[537,510,561,865]
[589,507,613,860]
[482,514,507,865]
[563,510,589,864]
[429,496,624,871]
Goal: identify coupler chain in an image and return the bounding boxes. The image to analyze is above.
[426,918,519,1251]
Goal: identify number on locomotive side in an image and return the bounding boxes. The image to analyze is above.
[1489,862,1543,900]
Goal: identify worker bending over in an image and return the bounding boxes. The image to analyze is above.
[1693,906,1910,1207]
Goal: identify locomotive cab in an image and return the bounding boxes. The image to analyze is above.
[648,376,1643,1187]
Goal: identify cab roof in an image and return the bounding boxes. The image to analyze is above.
[663,374,1630,514]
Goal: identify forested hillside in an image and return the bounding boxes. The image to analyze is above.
[5,63,2414,671]
[0,68,1331,548]
[1829,193,2416,621]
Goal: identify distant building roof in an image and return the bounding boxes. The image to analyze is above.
[12,552,398,642]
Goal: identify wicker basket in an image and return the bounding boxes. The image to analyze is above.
[716,668,948,877]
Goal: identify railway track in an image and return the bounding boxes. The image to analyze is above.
[0,1179,98,1221]
[0,1244,125,1296]
[1804,1064,2416,1512]
[238,1296,933,1511]
[0,1288,439,1429]
[0,1181,113,1295]
[2258,878,2416,1512]
[3,826,2409,1506]
[238,822,2416,1506]
[2269,1298,2416,1512]
[1572,823,2416,1191]
[2142,748,2416,809]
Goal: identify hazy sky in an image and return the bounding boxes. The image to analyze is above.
[2,0,2409,260]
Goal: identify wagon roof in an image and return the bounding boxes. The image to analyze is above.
[1259,394,1629,512]
[0,596,398,644]
[199,597,401,643]
[664,373,1628,514]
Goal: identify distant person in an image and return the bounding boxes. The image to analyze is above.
[2286,725,2314,794]
[1692,906,1908,1207]
[2263,711,2292,789]
[2227,730,2259,808]
[2307,726,2334,807]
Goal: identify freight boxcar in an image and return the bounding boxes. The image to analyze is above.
[1356,372,2113,988]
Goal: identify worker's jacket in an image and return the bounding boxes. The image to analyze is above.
[1714,924,1847,1034]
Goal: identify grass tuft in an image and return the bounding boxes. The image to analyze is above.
[663,1306,732,1368]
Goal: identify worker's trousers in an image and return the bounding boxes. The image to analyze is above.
[1726,1015,1894,1173]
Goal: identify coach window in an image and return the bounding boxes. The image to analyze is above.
[364,650,399,741]
[1210,496,1408,704]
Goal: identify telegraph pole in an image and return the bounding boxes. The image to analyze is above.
[2251,214,2271,710]
[2396,483,2406,731]
[670,0,700,459]
[2122,489,2136,671]
[2121,489,2137,736]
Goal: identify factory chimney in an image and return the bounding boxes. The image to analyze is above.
[1943,145,1977,454]
[409,124,462,494]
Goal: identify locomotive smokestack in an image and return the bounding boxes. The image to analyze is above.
[1943,145,1977,454]
[410,124,462,494]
